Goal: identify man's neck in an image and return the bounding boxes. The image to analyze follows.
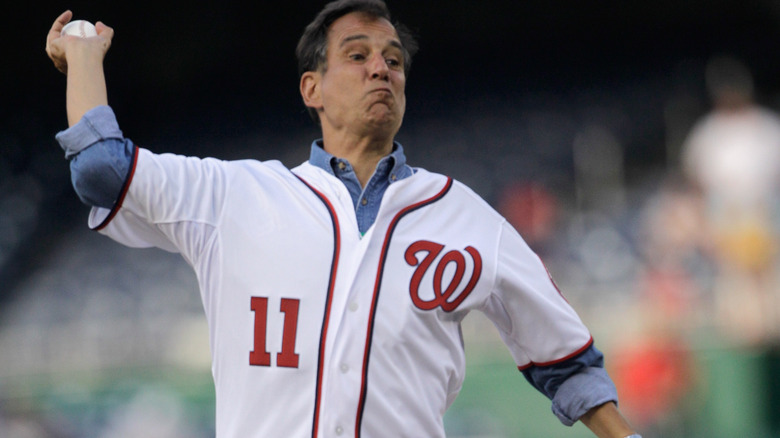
[320,130,395,187]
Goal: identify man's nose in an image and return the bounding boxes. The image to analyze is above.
[369,54,390,80]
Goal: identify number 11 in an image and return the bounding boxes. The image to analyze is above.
[249,297,300,368]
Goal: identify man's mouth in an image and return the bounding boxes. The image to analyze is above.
[370,88,392,95]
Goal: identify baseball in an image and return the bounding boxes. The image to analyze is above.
[61,20,98,38]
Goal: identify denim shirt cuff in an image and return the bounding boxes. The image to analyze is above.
[551,367,618,426]
[55,105,123,159]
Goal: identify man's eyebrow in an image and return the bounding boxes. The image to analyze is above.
[340,34,368,47]
[339,34,404,50]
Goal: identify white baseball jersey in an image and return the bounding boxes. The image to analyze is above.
[89,146,593,437]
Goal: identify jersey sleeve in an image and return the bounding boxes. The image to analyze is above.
[88,147,228,258]
[483,220,593,370]
[482,220,618,425]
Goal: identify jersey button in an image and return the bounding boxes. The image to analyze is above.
[361,197,368,206]
[340,364,349,373]
[348,302,359,312]
[335,426,344,435]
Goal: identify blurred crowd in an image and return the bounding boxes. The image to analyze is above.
[598,55,780,437]
[4,54,780,437]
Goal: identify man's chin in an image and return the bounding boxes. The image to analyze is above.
[366,104,402,122]
[365,113,402,134]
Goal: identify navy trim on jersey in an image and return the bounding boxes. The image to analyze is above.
[93,144,139,231]
[355,177,453,437]
[295,175,341,438]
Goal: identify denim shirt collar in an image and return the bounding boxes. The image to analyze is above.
[308,140,414,235]
[308,139,411,184]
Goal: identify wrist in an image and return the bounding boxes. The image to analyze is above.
[65,43,106,66]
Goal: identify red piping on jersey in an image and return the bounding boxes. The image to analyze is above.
[93,145,139,231]
[516,336,594,371]
[296,175,341,438]
[538,254,569,303]
[355,177,453,437]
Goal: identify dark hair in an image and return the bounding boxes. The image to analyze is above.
[705,55,754,101]
[296,0,418,123]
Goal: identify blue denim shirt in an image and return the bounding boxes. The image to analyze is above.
[309,140,413,234]
[56,105,617,426]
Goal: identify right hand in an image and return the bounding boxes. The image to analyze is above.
[46,10,114,75]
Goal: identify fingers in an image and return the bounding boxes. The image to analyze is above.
[58,10,73,24]
[46,12,114,75]
[95,21,112,35]
[47,10,72,42]
[54,10,73,29]
[45,10,70,53]
[46,10,73,74]
[94,21,115,48]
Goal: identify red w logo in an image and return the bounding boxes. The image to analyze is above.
[404,240,483,312]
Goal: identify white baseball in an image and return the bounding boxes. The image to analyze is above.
[61,20,98,38]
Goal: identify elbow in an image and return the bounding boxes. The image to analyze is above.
[69,138,133,208]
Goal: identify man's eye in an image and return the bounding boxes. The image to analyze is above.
[349,53,366,61]
[386,58,401,67]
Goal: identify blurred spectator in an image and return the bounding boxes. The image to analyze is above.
[681,55,780,343]
[610,330,694,438]
[636,175,709,321]
[496,181,559,252]
[611,175,704,436]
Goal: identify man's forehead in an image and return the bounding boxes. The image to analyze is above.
[327,12,399,46]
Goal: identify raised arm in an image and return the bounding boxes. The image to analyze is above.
[46,10,114,126]
[47,11,130,209]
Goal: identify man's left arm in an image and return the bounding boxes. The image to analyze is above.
[526,351,636,436]
[491,221,639,437]
[579,401,637,438]
[518,318,639,438]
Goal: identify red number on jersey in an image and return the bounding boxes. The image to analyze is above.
[249,297,300,368]
[277,298,300,367]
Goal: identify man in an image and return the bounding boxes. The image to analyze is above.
[46,1,640,437]
[681,56,780,343]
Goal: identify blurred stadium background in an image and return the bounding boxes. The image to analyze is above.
[5,1,780,436]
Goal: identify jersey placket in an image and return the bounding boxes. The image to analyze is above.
[309,179,372,438]
[316,175,453,438]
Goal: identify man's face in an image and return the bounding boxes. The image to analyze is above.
[316,12,406,137]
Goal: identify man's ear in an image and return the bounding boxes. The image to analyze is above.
[300,71,322,110]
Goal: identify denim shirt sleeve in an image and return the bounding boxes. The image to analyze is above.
[522,343,618,426]
[55,105,124,158]
[55,106,134,208]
